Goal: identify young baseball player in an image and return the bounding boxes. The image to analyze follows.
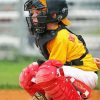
[19,0,100,99]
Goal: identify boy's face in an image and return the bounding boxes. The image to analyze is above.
[30,8,41,25]
[24,0,48,34]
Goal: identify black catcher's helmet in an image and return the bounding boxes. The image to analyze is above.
[24,0,69,35]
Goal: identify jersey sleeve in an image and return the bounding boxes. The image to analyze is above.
[47,29,69,64]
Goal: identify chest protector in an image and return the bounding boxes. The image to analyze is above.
[35,25,88,66]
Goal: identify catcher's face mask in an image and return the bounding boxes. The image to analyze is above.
[24,0,69,36]
[24,0,47,35]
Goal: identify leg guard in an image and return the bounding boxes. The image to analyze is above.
[19,63,44,95]
[36,63,81,100]
[67,77,92,99]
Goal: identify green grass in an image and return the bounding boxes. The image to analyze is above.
[96,72,100,89]
[0,56,43,89]
[0,56,100,89]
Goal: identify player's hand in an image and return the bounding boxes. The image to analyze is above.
[94,58,100,69]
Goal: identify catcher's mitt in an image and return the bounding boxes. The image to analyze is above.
[32,92,47,100]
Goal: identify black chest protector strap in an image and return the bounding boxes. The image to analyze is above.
[65,48,88,66]
[62,25,89,66]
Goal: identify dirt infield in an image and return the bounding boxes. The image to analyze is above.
[0,90,100,100]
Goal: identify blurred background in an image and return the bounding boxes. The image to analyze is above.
[0,0,100,99]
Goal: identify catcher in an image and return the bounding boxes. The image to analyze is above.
[19,0,100,99]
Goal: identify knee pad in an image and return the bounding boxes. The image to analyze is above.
[36,62,81,100]
[19,63,43,95]
[36,60,63,84]
[36,62,57,84]
[37,76,81,100]
[19,63,39,87]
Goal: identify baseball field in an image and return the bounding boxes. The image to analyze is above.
[0,57,100,100]
[0,90,100,100]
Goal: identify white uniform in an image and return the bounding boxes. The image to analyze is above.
[63,65,98,89]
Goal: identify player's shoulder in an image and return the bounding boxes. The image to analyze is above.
[58,28,69,34]
[56,29,70,40]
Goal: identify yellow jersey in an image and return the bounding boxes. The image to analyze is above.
[46,29,99,71]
